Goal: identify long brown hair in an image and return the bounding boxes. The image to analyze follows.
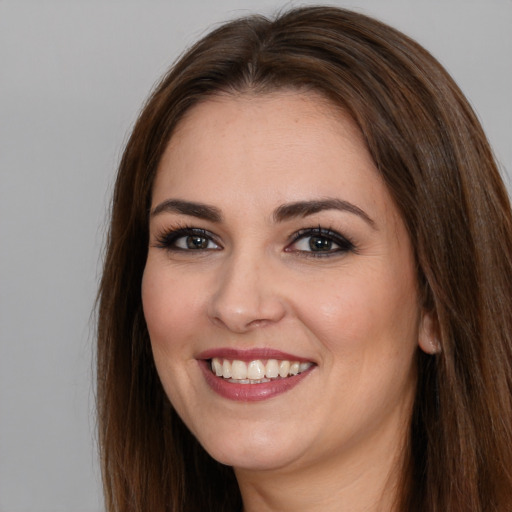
[97,6,512,511]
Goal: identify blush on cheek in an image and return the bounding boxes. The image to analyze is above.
[142,271,175,346]
[309,289,376,342]
[142,268,203,358]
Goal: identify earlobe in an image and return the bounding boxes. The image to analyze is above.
[418,310,441,354]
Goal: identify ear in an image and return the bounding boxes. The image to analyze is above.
[418,310,441,354]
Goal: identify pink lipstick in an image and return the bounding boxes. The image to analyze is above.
[197,348,315,402]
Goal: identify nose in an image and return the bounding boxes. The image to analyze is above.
[207,251,287,333]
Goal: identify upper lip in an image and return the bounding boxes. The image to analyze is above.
[196,347,314,363]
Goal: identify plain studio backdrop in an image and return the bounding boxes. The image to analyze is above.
[0,1,510,511]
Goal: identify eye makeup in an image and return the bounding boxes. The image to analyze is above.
[153,222,356,258]
[153,224,221,252]
[285,226,356,257]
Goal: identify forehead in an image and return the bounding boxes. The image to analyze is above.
[151,91,408,235]
[154,91,378,195]
[171,89,356,142]
[169,90,366,152]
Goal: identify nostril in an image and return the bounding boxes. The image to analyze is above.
[208,292,287,333]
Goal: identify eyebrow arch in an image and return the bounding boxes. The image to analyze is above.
[150,199,222,222]
[273,198,376,228]
[150,197,375,228]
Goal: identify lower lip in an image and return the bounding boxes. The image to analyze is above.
[198,360,314,402]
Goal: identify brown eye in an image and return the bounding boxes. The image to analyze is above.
[186,235,211,250]
[308,236,334,252]
[173,233,220,250]
[155,227,221,251]
[287,227,355,257]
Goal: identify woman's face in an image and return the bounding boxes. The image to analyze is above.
[142,91,432,474]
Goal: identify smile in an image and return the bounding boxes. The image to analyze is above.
[211,357,313,383]
[197,349,316,401]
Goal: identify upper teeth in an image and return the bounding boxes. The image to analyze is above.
[211,357,312,381]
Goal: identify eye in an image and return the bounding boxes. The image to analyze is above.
[155,227,221,251]
[287,227,354,256]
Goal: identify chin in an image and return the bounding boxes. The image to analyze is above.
[194,422,306,472]
[209,446,300,473]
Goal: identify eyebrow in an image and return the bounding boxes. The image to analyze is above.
[150,197,375,228]
[150,199,222,222]
[273,198,376,228]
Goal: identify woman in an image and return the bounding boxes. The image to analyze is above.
[97,6,512,511]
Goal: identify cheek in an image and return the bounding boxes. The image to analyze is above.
[292,263,420,359]
[141,263,206,417]
[141,263,202,356]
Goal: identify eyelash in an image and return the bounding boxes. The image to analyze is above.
[153,224,355,257]
[154,225,222,252]
[287,226,355,258]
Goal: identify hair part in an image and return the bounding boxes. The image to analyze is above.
[97,6,512,511]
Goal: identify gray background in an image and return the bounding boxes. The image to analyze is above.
[1,1,510,511]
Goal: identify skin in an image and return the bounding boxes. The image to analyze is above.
[142,91,435,511]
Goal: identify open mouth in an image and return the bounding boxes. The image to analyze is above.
[210,357,314,384]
